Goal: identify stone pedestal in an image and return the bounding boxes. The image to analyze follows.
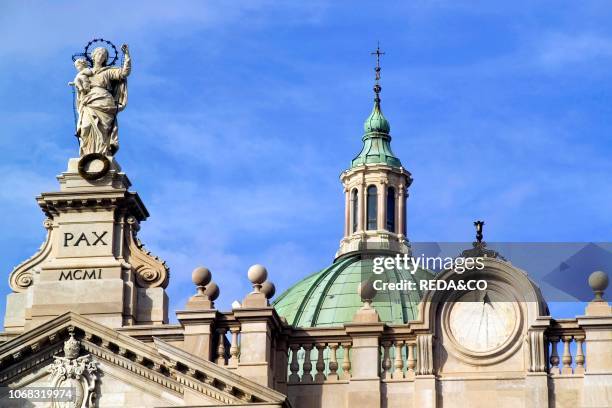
[524,372,548,408]
[345,317,384,408]
[579,301,612,408]
[4,158,169,331]
[176,309,218,360]
[234,306,281,388]
[414,375,437,407]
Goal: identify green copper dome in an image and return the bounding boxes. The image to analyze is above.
[363,100,391,134]
[351,100,402,169]
[273,254,434,327]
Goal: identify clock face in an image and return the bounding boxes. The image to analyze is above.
[448,291,517,353]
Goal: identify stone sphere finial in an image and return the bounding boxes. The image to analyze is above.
[204,281,220,301]
[261,281,276,299]
[589,270,609,301]
[247,264,268,293]
[192,266,212,287]
[358,279,377,305]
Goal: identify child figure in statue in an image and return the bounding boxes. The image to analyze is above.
[71,58,93,94]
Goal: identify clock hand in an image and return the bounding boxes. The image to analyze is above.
[477,302,485,339]
[482,291,494,309]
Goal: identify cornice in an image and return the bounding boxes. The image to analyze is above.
[0,312,288,406]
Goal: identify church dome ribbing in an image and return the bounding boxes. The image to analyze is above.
[273,255,434,327]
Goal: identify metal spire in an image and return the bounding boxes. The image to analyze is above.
[474,220,484,243]
[370,42,385,103]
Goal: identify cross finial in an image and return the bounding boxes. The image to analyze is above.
[370,42,385,102]
[474,220,485,243]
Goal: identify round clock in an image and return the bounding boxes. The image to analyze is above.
[448,291,517,353]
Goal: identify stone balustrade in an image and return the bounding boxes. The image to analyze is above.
[214,318,241,369]
[283,327,353,384]
[380,337,417,380]
[287,341,352,384]
[281,326,424,384]
[546,319,586,375]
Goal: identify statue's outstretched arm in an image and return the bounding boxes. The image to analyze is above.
[120,44,131,79]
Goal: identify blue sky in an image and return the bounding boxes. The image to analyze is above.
[1,1,611,322]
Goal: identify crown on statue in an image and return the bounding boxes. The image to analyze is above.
[64,330,81,360]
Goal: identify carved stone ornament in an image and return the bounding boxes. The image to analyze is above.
[47,330,98,408]
[78,153,111,181]
[9,219,53,292]
[124,216,169,288]
[460,241,505,260]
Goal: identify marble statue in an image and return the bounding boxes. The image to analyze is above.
[72,43,131,157]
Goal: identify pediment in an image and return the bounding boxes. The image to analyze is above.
[0,312,288,407]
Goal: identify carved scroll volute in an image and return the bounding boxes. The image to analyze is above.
[124,216,169,288]
[9,218,54,293]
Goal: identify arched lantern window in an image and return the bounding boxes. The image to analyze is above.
[386,187,395,232]
[367,185,377,230]
[351,188,358,233]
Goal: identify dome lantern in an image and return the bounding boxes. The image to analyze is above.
[337,44,412,259]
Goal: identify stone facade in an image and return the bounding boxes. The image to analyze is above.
[2,154,611,408]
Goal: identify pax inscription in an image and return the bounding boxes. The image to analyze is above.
[63,231,108,247]
[57,226,114,258]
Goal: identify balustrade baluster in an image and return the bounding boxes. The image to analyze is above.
[561,335,573,374]
[328,343,339,381]
[342,343,352,379]
[302,343,314,383]
[382,341,392,379]
[288,344,301,383]
[229,327,240,367]
[575,335,585,374]
[315,343,326,382]
[393,341,404,379]
[549,336,560,374]
[216,328,227,366]
[406,342,416,378]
